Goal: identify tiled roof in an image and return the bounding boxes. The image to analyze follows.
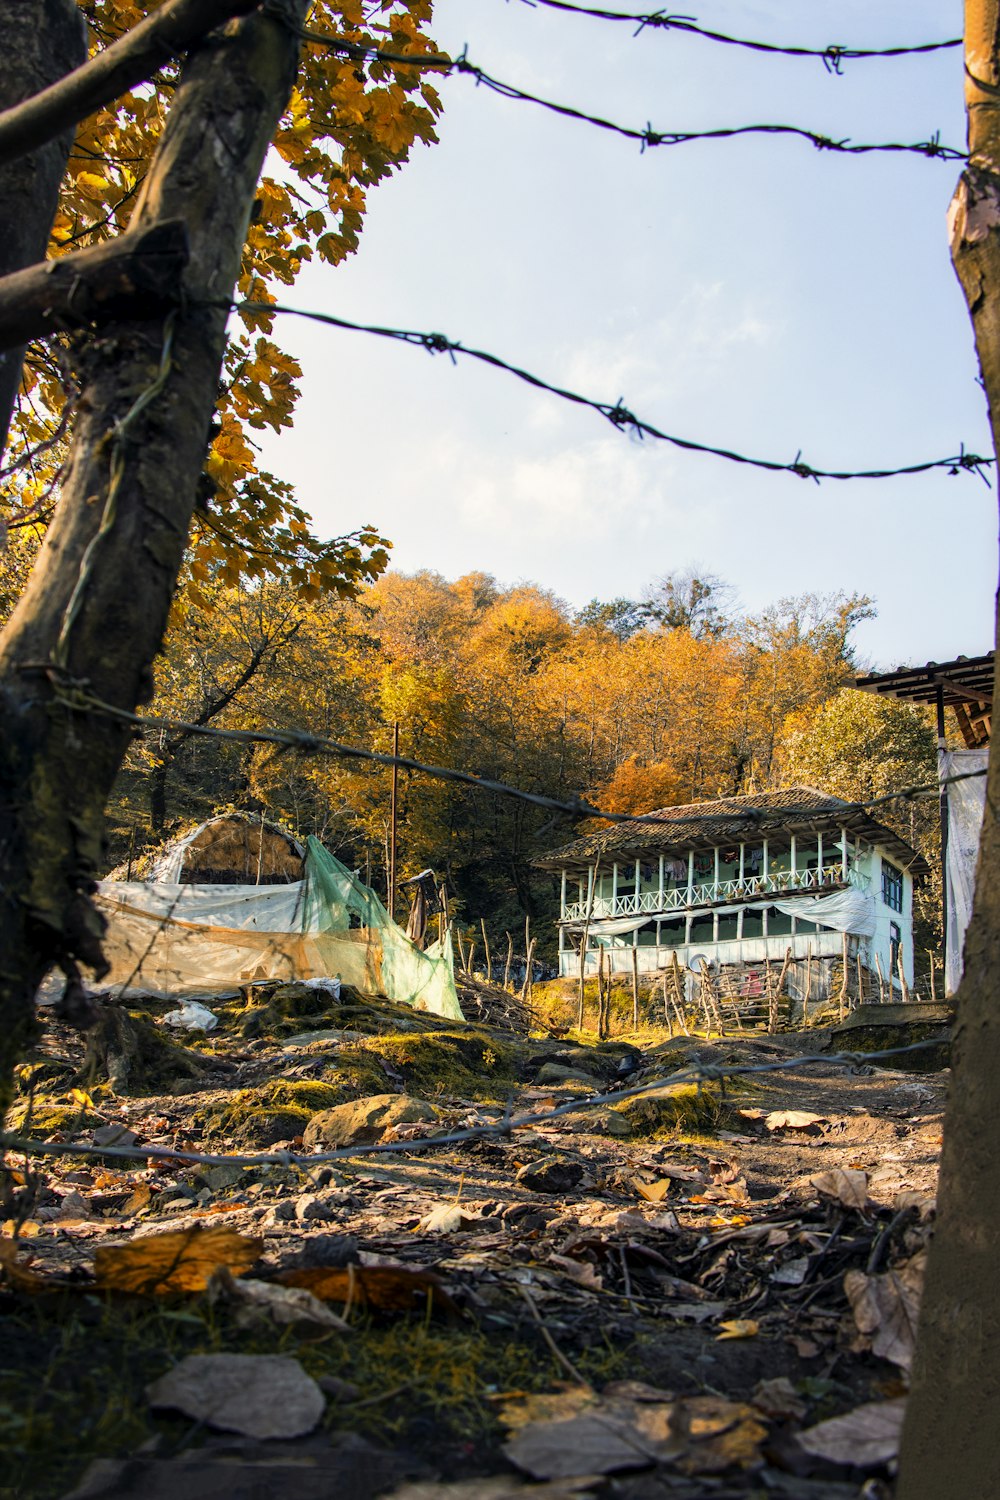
[534,786,929,875]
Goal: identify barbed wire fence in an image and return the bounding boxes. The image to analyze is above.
[501,2,962,70]
[44,673,987,833]
[302,33,965,162]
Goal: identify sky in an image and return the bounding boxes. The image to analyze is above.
[256,0,995,672]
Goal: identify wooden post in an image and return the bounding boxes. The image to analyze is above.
[596,945,606,1038]
[928,949,937,1003]
[804,941,813,1024]
[456,926,467,971]
[388,719,399,919]
[467,940,476,978]
[578,857,600,1029]
[503,932,513,992]
[522,937,537,1007]
[838,933,849,1021]
[874,951,886,1003]
[670,951,688,1034]
[631,943,639,1031]
[480,918,492,986]
[856,953,865,1007]
[898,944,911,1004]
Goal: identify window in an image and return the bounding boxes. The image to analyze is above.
[889,921,902,978]
[881,861,903,912]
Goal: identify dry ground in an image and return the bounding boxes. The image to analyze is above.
[0,985,949,1500]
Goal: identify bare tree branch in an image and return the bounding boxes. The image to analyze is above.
[0,0,262,169]
[0,219,188,351]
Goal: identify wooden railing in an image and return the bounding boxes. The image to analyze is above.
[562,862,867,922]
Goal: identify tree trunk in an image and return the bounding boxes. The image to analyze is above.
[897,3,1000,1492]
[0,0,85,459]
[0,2,307,1112]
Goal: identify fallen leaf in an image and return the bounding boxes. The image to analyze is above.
[751,1377,808,1421]
[121,1183,152,1217]
[716,1320,759,1340]
[503,1410,666,1478]
[147,1353,325,1438]
[673,1395,768,1475]
[384,1481,604,1500]
[278,1262,459,1317]
[547,1254,603,1292]
[809,1168,870,1211]
[0,1239,48,1291]
[633,1178,671,1204]
[844,1253,925,1372]
[416,1204,479,1234]
[765,1111,827,1133]
[1,1220,41,1238]
[211,1271,350,1333]
[94,1225,262,1294]
[796,1397,906,1468]
[500,1389,596,1432]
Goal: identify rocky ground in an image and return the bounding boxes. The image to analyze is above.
[0,982,950,1500]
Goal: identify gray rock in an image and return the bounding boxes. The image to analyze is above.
[295,1193,337,1222]
[303,1094,439,1149]
[515,1157,585,1194]
[535,1063,601,1087]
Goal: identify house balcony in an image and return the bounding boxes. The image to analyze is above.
[561,862,869,923]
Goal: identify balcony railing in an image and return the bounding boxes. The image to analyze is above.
[562,862,868,923]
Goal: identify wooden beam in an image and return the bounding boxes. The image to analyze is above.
[0,219,189,351]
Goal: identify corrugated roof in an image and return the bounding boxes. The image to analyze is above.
[534,786,929,875]
[854,652,994,708]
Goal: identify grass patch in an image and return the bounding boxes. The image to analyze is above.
[0,1290,627,1500]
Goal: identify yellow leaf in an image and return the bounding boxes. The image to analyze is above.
[634,1178,671,1203]
[94,1225,262,1294]
[68,1087,96,1111]
[716,1320,759,1341]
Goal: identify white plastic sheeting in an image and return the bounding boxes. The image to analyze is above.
[770,887,877,937]
[92,837,464,1022]
[942,747,988,995]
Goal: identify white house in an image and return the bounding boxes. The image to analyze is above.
[536,787,927,994]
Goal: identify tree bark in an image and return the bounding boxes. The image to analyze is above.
[0,218,189,351]
[897,2,1000,1493]
[0,0,86,460]
[0,0,308,1112]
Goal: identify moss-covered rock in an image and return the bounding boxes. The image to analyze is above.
[303,1093,439,1149]
[333,1029,517,1103]
[613,1080,723,1138]
[198,1079,345,1146]
[5,1101,97,1137]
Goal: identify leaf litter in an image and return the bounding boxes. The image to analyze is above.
[0,993,950,1497]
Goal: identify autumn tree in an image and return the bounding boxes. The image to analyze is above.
[0,0,443,1110]
[897,3,1000,1492]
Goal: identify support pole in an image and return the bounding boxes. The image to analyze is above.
[388,719,399,919]
[937,683,949,984]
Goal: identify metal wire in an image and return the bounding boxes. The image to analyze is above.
[300,32,964,162]
[220,298,994,485]
[0,1037,947,1173]
[46,676,988,835]
[504,2,962,71]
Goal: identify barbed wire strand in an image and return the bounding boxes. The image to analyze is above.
[222,298,994,484]
[47,676,988,835]
[504,1,962,72]
[0,1038,946,1173]
[301,33,965,162]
